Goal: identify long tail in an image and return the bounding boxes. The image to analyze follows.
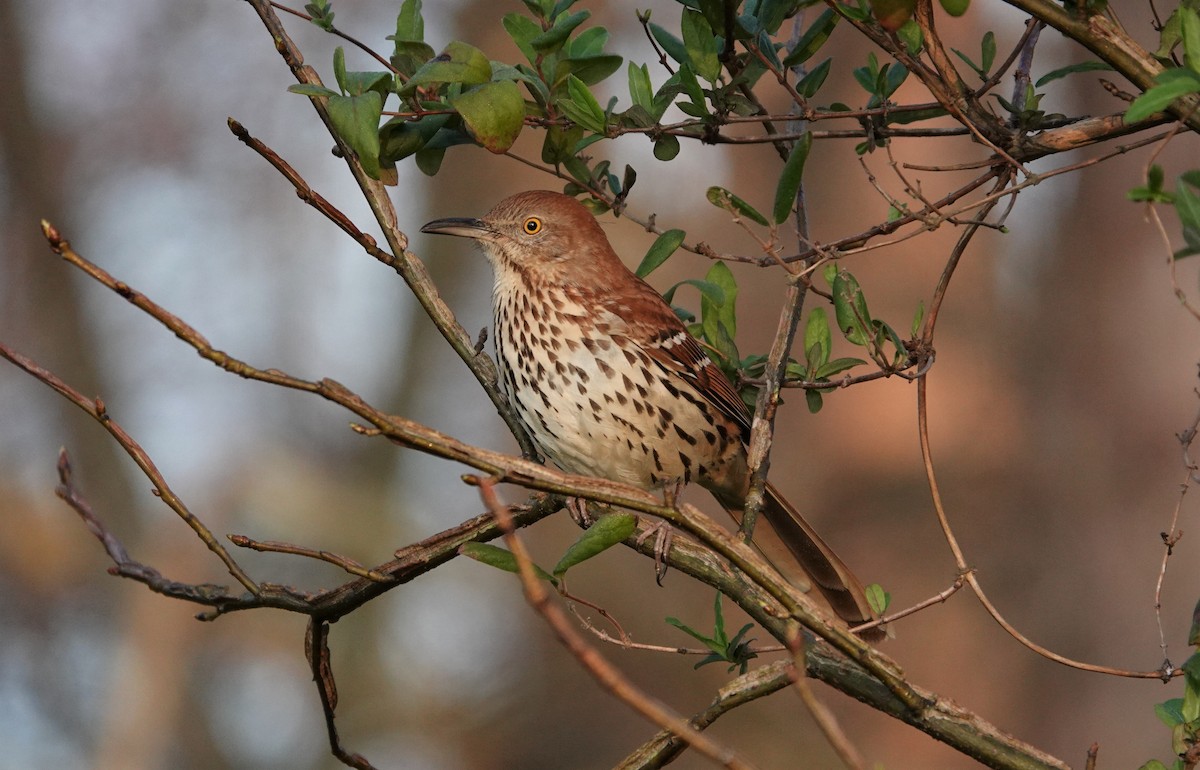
[720,481,884,641]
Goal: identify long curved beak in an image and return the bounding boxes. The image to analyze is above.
[420,217,492,240]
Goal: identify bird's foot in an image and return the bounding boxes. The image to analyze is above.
[565,496,595,527]
[635,519,675,585]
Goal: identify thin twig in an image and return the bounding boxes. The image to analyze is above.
[306,619,376,769]
[915,174,1182,680]
[851,575,967,636]
[229,535,391,581]
[785,631,866,770]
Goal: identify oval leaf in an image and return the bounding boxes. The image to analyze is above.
[327,92,383,178]
[804,307,832,370]
[450,80,526,153]
[681,9,721,82]
[636,229,686,277]
[558,74,607,133]
[552,513,637,576]
[865,583,890,614]
[404,41,492,92]
[773,131,813,224]
[653,134,680,161]
[783,9,839,67]
[530,9,590,54]
[706,186,768,226]
[832,270,872,346]
[459,542,557,583]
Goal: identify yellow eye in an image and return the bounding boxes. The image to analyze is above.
[522,217,543,235]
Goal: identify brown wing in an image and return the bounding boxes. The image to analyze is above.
[603,277,752,443]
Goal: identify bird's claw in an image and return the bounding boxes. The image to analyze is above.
[566,497,594,527]
[636,520,674,585]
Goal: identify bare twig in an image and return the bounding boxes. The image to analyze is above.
[229,535,391,581]
[307,619,376,769]
[785,631,866,770]
[914,174,1182,680]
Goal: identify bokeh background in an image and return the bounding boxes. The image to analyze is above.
[2,1,1199,768]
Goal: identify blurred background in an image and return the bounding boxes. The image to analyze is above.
[2,1,1199,768]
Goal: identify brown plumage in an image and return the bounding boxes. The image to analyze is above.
[422,190,880,639]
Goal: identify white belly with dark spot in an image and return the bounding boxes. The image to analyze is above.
[493,283,731,490]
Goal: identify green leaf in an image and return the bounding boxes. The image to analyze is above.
[865,583,890,614]
[327,92,383,178]
[391,41,436,78]
[378,113,449,162]
[1189,595,1200,646]
[394,0,424,42]
[460,542,557,583]
[980,30,996,72]
[341,69,393,98]
[653,134,681,161]
[628,61,654,109]
[404,41,493,92]
[681,9,721,82]
[552,513,637,575]
[1156,698,1187,727]
[1177,175,1200,257]
[662,278,725,307]
[1034,60,1114,87]
[813,357,867,379]
[530,9,591,54]
[558,74,607,132]
[649,22,689,67]
[568,25,609,58]
[882,63,909,98]
[782,9,839,67]
[804,308,832,371]
[939,0,969,16]
[911,299,925,337]
[797,58,832,98]
[333,45,348,93]
[832,270,872,346]
[1157,5,1190,58]
[414,146,445,176]
[556,54,623,86]
[701,261,738,345]
[503,12,542,62]
[305,0,334,31]
[636,229,686,277]
[541,123,584,164]
[706,186,768,226]
[673,62,709,116]
[1125,68,1200,123]
[287,84,340,98]
[896,19,923,55]
[805,389,823,413]
[450,80,526,153]
[870,0,916,30]
[772,132,813,224]
[1183,6,1200,73]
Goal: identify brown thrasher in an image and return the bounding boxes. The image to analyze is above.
[422,190,880,638]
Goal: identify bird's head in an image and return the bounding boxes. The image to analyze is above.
[421,190,622,285]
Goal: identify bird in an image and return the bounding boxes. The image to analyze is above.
[422,190,881,639]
